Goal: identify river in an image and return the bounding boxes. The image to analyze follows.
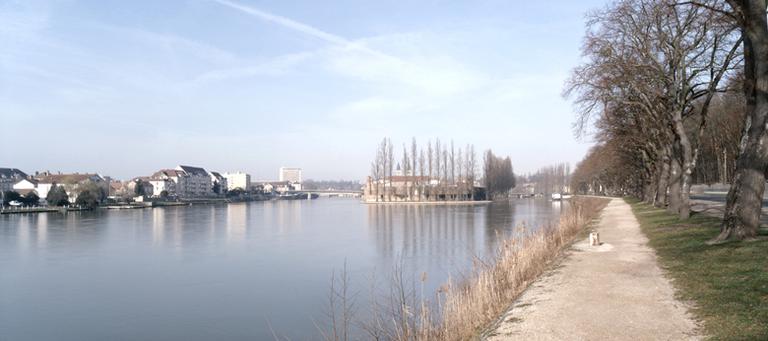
[0,198,564,340]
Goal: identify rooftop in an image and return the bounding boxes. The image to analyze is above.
[177,165,208,176]
[0,168,28,180]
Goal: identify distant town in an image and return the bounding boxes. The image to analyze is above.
[0,165,364,213]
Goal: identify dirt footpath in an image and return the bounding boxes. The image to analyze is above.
[486,198,700,341]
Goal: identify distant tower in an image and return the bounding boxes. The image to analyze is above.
[279,167,302,183]
[394,163,403,176]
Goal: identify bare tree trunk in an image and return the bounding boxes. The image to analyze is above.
[654,145,671,208]
[387,141,394,202]
[716,5,768,241]
[667,147,683,215]
[411,138,418,201]
[443,151,449,200]
[450,141,456,201]
[673,117,693,220]
[655,164,670,208]
[641,149,656,203]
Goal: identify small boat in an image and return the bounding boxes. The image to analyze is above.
[551,193,562,201]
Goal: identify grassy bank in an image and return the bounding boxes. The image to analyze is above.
[628,199,768,340]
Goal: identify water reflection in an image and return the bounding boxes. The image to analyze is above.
[366,199,563,291]
[0,198,563,341]
[226,203,247,242]
[368,199,561,262]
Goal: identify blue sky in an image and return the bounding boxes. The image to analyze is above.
[1,0,606,180]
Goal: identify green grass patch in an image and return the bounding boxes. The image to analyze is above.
[627,198,768,340]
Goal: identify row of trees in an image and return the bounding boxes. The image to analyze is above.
[483,150,516,199]
[302,180,362,191]
[368,138,520,201]
[524,163,570,195]
[568,0,768,241]
[370,137,479,201]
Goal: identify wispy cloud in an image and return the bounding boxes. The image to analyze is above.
[211,0,388,58]
[210,0,487,97]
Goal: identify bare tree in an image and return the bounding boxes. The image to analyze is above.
[370,138,389,202]
[435,139,442,199]
[443,150,449,200]
[711,0,768,241]
[402,144,410,201]
[427,140,434,200]
[466,144,477,200]
[418,149,426,201]
[411,138,418,201]
[483,150,516,200]
[387,139,394,202]
[566,0,742,219]
[456,147,464,200]
[450,140,456,190]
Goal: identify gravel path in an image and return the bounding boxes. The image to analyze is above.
[486,198,700,340]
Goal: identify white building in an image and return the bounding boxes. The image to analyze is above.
[176,165,213,197]
[148,179,175,197]
[149,166,215,198]
[12,178,39,201]
[279,167,302,183]
[223,172,251,191]
[12,178,37,192]
[255,181,295,193]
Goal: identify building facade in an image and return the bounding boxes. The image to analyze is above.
[208,171,227,195]
[147,166,222,198]
[223,172,251,191]
[175,165,213,198]
[279,167,302,183]
[148,178,176,197]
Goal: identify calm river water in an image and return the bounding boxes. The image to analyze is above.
[0,198,564,340]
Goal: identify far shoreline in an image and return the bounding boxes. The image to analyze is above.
[361,200,492,205]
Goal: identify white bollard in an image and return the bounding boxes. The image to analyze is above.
[589,231,600,246]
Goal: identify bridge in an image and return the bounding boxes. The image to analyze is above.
[303,189,362,198]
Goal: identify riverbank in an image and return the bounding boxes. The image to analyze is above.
[486,198,700,340]
[362,200,492,205]
[340,196,607,340]
[0,206,90,215]
[629,199,768,340]
[0,197,277,215]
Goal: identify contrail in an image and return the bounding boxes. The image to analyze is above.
[211,0,391,59]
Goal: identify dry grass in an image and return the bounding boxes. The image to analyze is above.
[320,197,608,341]
[435,197,607,340]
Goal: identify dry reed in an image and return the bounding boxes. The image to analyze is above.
[322,197,608,341]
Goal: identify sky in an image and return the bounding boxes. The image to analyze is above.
[1,0,607,181]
